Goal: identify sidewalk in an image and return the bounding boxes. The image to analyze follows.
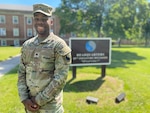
[0,54,20,77]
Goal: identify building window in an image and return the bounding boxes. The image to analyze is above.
[27,28,33,37]
[12,16,19,24]
[14,39,20,46]
[33,28,36,36]
[0,28,6,36]
[0,15,5,24]
[13,28,19,36]
[1,39,7,46]
[27,17,32,25]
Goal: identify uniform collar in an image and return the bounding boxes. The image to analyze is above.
[40,32,54,44]
[33,35,39,45]
[33,32,54,45]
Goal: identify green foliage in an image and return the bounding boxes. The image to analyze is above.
[1,46,150,113]
[56,0,150,45]
[56,0,116,37]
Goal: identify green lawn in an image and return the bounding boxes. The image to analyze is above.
[0,46,150,113]
[0,47,21,61]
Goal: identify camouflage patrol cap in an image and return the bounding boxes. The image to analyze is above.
[33,3,53,16]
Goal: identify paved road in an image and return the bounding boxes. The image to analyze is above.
[0,55,20,77]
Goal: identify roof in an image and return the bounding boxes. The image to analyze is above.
[0,4,33,11]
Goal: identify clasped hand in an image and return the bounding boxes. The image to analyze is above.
[22,97,40,112]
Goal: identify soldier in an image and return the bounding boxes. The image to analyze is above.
[17,3,71,113]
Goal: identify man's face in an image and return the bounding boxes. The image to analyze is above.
[34,13,50,37]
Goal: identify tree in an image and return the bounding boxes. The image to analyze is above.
[104,0,150,45]
[55,0,116,37]
[142,19,150,46]
[140,2,150,46]
[55,0,150,46]
[54,1,78,34]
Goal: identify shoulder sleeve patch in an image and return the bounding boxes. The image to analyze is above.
[63,52,72,64]
[56,41,71,56]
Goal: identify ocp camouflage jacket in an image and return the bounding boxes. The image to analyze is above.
[17,32,71,109]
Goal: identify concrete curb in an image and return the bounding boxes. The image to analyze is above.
[0,54,20,77]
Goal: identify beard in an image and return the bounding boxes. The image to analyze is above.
[36,26,49,36]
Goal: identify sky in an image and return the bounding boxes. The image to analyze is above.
[0,0,150,8]
[0,0,61,8]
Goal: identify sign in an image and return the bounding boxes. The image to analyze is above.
[69,38,111,66]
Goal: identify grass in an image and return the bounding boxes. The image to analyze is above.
[0,46,150,113]
[0,66,25,113]
[0,46,21,61]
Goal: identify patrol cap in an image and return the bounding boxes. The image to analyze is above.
[33,3,53,17]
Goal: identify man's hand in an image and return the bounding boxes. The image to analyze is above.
[31,96,39,107]
[22,99,39,112]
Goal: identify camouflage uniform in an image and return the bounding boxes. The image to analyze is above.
[17,32,71,113]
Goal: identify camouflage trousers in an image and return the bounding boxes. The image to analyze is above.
[25,105,64,113]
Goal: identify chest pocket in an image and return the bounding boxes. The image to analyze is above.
[40,48,55,70]
[23,47,35,64]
